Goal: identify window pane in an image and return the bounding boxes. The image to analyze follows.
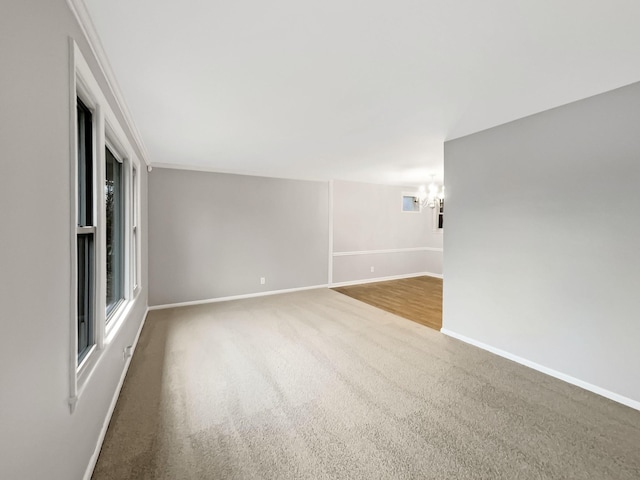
[77,97,95,362]
[77,99,93,226]
[106,147,124,317]
[402,195,420,212]
[132,167,137,290]
[78,233,94,361]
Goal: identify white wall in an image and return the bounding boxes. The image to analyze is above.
[443,81,640,407]
[331,180,443,284]
[148,173,442,305]
[0,1,148,478]
[148,168,329,306]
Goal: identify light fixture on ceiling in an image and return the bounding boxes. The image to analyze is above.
[417,176,444,209]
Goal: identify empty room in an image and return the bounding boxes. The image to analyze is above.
[2,1,640,479]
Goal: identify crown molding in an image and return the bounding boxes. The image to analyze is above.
[66,0,150,166]
[150,162,331,184]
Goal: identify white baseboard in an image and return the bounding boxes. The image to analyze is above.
[330,271,442,288]
[440,328,640,412]
[83,307,149,480]
[148,284,329,311]
[332,247,443,256]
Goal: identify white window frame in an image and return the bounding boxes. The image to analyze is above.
[401,192,422,213]
[68,40,141,412]
[104,135,129,326]
[75,86,99,369]
[132,164,140,293]
[432,198,444,233]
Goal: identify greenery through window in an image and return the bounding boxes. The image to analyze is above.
[105,146,124,318]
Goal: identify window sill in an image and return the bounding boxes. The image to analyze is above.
[70,292,140,413]
[105,296,135,344]
[70,344,101,412]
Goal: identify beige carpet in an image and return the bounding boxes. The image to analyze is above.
[93,289,640,479]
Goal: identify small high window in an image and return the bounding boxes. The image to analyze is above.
[402,194,421,212]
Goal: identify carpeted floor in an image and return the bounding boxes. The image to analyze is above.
[93,289,640,479]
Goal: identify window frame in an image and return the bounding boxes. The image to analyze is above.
[69,41,141,412]
[132,165,140,293]
[76,96,97,365]
[432,198,444,232]
[401,192,422,213]
[104,140,126,322]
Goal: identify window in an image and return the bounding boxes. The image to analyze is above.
[402,194,421,212]
[105,146,124,318]
[74,107,139,350]
[76,98,95,362]
[132,166,139,291]
[70,41,143,411]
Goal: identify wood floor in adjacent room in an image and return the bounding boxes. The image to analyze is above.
[332,275,442,330]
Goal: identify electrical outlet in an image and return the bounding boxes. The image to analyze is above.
[123,345,133,361]
[260,277,266,285]
[370,266,375,273]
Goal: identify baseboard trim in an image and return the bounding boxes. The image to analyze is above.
[83,307,149,480]
[333,247,443,256]
[440,328,640,412]
[330,271,442,288]
[148,284,329,311]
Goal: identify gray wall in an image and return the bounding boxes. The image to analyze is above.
[148,168,329,306]
[332,180,443,284]
[0,1,149,478]
[443,81,640,405]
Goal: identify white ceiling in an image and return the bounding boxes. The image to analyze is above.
[84,0,640,186]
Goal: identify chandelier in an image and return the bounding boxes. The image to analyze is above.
[417,177,444,209]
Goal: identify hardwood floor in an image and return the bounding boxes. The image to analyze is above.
[332,275,442,330]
